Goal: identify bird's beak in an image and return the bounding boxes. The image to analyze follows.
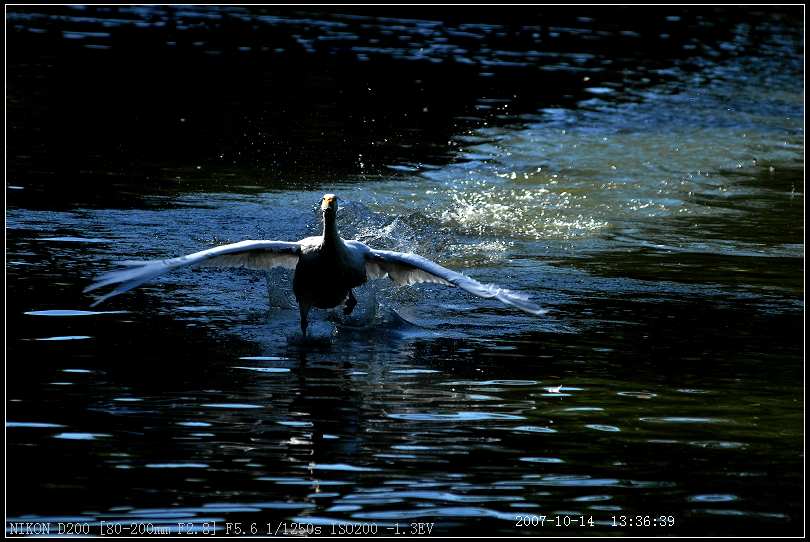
[321,195,336,211]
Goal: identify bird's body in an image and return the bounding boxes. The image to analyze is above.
[86,194,544,335]
[294,240,359,309]
[293,233,367,334]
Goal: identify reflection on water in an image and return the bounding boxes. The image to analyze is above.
[6,5,804,537]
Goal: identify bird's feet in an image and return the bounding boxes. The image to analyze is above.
[343,290,357,315]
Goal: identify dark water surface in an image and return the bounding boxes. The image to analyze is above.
[6,6,804,537]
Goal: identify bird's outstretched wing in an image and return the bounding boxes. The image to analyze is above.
[363,248,546,315]
[85,240,301,306]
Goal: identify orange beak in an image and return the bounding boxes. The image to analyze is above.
[321,195,336,210]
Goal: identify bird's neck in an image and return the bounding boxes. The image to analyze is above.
[321,212,340,253]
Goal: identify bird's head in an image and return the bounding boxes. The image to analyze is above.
[321,193,338,216]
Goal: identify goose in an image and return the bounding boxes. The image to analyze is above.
[85,194,544,336]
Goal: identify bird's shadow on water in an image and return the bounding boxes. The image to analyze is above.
[244,299,563,359]
[278,305,441,351]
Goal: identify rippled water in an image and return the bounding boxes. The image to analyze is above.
[6,6,804,536]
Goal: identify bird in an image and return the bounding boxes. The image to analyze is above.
[85,194,545,336]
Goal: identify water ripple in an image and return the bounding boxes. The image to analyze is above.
[387,412,526,422]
